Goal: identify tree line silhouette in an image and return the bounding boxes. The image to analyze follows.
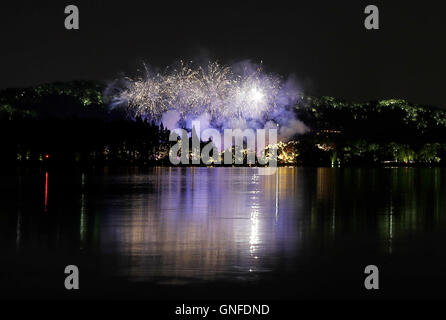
[1,81,446,167]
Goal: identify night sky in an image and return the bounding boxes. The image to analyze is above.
[1,1,445,107]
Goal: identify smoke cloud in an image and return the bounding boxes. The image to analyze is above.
[105,60,309,141]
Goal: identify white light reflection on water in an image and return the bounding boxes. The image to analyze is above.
[98,168,300,284]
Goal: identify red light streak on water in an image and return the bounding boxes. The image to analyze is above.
[44,172,48,212]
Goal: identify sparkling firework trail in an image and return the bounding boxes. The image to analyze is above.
[106,61,293,130]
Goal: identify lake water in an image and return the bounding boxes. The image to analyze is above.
[1,167,446,299]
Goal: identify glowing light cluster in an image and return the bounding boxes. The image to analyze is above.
[106,61,284,124]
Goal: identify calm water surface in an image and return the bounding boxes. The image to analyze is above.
[1,167,446,299]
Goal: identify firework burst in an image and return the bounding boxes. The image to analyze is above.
[106,61,293,129]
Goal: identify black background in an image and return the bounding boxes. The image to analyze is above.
[1,1,445,107]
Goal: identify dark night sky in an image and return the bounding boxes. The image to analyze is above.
[1,1,446,107]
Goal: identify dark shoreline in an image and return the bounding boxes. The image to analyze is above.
[6,162,446,170]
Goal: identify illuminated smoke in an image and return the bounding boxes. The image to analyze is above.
[105,60,309,140]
